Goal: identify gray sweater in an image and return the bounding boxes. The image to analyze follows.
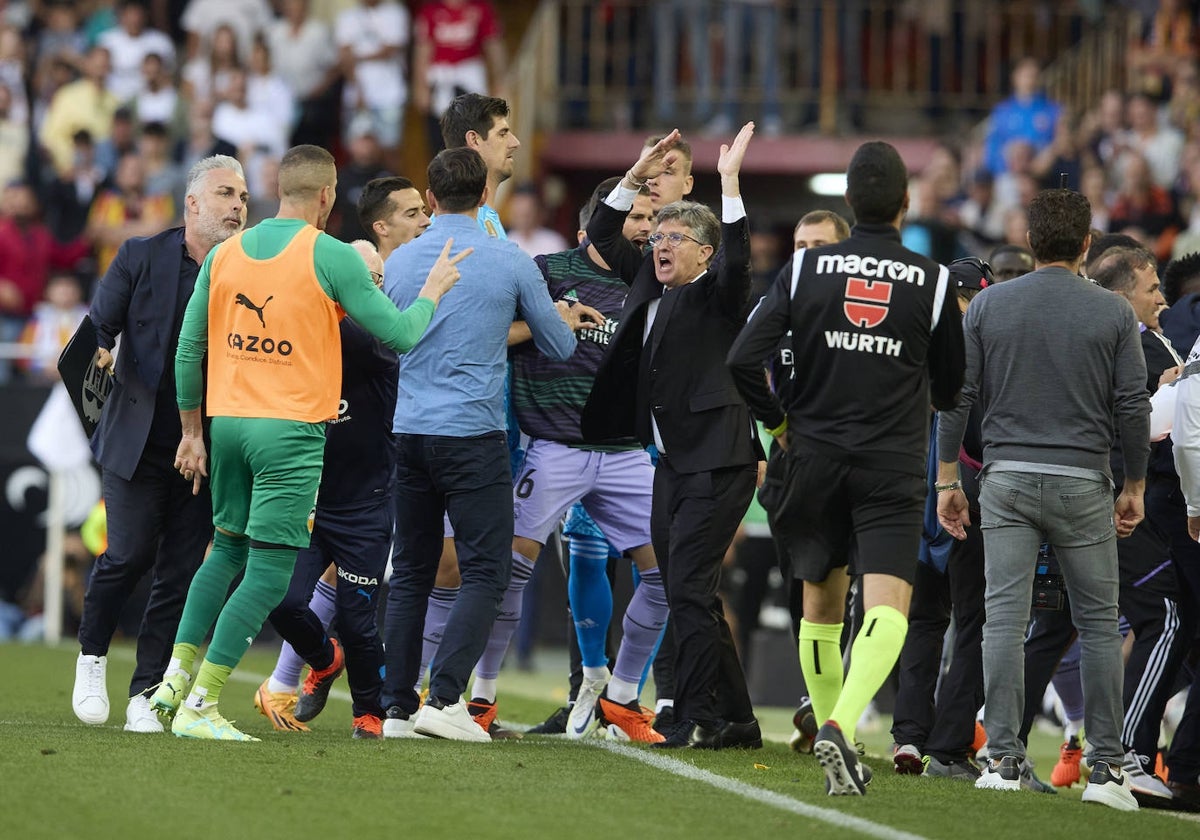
[938,266,1150,482]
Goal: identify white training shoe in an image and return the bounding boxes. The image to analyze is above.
[1081,760,1139,811]
[413,698,491,742]
[72,654,109,725]
[124,694,164,733]
[566,674,608,740]
[383,706,428,739]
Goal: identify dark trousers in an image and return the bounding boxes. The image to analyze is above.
[268,496,392,718]
[891,518,986,762]
[381,432,513,714]
[78,444,212,695]
[651,458,756,726]
[1144,476,1200,779]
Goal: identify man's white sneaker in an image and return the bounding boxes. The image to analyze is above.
[566,674,608,740]
[414,698,491,742]
[1081,760,1138,811]
[975,755,1022,791]
[124,694,164,733]
[72,654,109,724]
[383,706,428,739]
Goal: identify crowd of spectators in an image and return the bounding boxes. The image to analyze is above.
[0,0,506,384]
[899,6,1200,281]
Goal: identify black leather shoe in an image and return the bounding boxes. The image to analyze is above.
[651,717,695,748]
[691,719,763,750]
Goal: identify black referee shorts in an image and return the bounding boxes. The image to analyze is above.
[765,444,925,584]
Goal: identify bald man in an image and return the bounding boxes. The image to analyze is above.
[152,144,468,741]
[252,239,410,739]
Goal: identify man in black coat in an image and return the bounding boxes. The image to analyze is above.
[582,123,768,750]
[72,155,249,732]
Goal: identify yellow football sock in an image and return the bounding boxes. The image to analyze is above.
[830,605,908,743]
[169,643,198,676]
[189,659,235,707]
[798,619,844,725]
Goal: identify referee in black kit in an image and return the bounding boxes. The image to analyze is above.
[728,140,965,796]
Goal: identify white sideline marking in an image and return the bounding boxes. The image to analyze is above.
[591,739,930,840]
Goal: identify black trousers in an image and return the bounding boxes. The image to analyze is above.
[268,495,392,718]
[651,458,756,726]
[891,518,986,762]
[78,444,212,696]
[382,432,513,713]
[1144,476,1200,780]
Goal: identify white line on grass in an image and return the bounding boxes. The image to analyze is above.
[591,739,930,840]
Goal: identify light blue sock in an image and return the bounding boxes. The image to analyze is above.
[568,533,613,669]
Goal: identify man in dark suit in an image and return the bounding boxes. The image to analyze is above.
[582,123,768,749]
[71,155,249,732]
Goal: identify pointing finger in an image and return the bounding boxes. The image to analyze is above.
[448,246,474,265]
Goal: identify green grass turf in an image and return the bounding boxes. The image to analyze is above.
[3,641,1198,840]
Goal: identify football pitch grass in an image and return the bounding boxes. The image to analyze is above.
[3,642,1199,840]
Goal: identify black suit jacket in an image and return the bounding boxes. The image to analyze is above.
[582,200,768,473]
[89,227,194,481]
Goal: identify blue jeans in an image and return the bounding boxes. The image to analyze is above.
[978,469,1124,768]
[381,432,513,712]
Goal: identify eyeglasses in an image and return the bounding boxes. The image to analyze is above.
[369,271,384,285]
[648,231,704,248]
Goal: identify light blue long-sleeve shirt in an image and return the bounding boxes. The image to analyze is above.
[385,212,577,436]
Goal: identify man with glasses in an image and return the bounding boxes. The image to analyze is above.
[582,123,767,749]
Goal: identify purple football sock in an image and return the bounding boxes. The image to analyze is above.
[610,567,669,704]
[416,585,459,691]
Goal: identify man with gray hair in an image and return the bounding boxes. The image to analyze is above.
[582,123,767,750]
[72,155,249,733]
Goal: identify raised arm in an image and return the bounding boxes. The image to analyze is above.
[587,130,686,282]
[713,122,755,314]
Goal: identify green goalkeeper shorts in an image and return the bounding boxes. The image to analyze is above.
[208,416,326,549]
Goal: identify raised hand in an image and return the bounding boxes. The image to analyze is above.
[717,121,755,181]
[419,238,474,302]
[630,128,683,183]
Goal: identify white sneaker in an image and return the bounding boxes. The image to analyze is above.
[383,706,428,739]
[124,694,164,733]
[72,654,109,725]
[566,674,608,740]
[975,755,1021,791]
[1082,760,1138,811]
[413,699,491,743]
[1122,749,1172,800]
